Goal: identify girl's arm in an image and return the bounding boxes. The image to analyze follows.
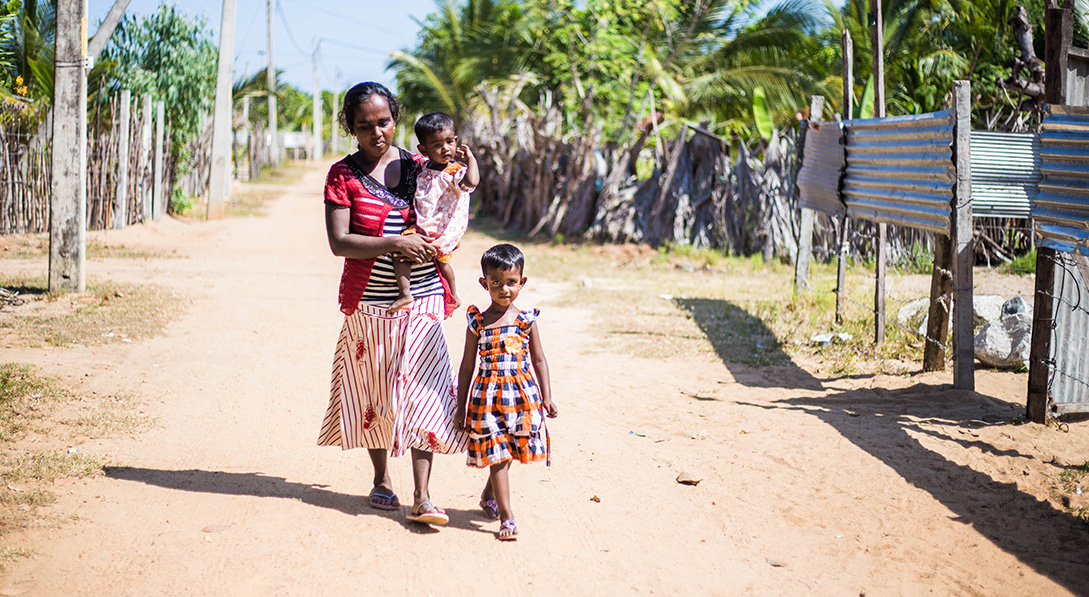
[456,144,480,192]
[325,203,435,262]
[454,328,480,431]
[527,321,557,418]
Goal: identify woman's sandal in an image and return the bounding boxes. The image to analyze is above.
[497,519,518,541]
[368,488,400,511]
[479,498,499,520]
[405,501,449,526]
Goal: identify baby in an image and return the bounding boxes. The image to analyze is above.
[389,112,479,314]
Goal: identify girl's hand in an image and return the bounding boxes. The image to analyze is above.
[455,144,475,164]
[454,408,467,431]
[542,398,558,418]
[396,233,436,264]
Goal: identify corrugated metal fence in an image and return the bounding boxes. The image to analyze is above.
[798,120,846,216]
[970,131,1039,219]
[842,110,955,235]
[1038,105,1089,256]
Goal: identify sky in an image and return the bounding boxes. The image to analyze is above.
[88,1,847,95]
[88,0,440,93]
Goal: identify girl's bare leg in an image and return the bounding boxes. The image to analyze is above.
[489,460,514,521]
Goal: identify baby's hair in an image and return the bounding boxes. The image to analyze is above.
[338,82,401,136]
[415,111,456,144]
[481,243,525,276]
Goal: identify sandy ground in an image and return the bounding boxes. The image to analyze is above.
[2,161,1089,596]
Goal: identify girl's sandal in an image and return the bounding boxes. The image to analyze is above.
[497,519,518,541]
[479,498,499,520]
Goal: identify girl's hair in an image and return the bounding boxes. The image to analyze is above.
[415,112,456,143]
[481,243,524,276]
[338,82,402,135]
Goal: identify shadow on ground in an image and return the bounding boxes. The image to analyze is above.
[675,297,823,390]
[741,385,1089,593]
[678,296,1089,592]
[104,467,485,533]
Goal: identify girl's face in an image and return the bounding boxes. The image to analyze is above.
[418,127,459,165]
[480,266,526,308]
[350,95,396,161]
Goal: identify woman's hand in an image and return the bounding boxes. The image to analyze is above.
[395,233,437,264]
[454,407,467,431]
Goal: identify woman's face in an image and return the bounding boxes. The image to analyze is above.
[350,94,396,161]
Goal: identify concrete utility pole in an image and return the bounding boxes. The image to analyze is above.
[311,37,322,163]
[208,0,237,219]
[49,0,88,292]
[267,0,279,167]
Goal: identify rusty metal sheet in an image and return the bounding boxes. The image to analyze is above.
[843,110,955,234]
[798,120,846,215]
[970,131,1039,219]
[1037,105,1089,257]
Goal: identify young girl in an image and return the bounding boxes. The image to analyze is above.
[388,111,479,315]
[455,243,559,541]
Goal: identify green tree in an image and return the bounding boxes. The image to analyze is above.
[0,0,21,92]
[95,4,217,154]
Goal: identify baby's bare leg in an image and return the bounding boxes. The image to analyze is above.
[387,258,414,315]
[437,260,460,309]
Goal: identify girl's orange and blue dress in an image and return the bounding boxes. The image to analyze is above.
[465,306,550,468]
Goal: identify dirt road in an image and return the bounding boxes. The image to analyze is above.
[3,161,1089,595]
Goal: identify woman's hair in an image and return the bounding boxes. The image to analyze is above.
[415,112,456,144]
[481,243,524,276]
[338,82,402,135]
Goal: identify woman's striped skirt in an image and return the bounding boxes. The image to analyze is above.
[317,294,468,456]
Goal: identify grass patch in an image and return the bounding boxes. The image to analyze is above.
[0,364,64,442]
[59,393,156,438]
[1003,249,1037,276]
[484,226,931,375]
[2,450,107,483]
[1051,460,1089,525]
[0,546,32,572]
[0,275,182,348]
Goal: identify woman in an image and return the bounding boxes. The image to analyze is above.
[317,82,466,525]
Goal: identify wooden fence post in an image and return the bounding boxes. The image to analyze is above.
[141,95,153,221]
[837,28,854,324]
[48,0,88,293]
[114,89,131,229]
[871,0,888,344]
[951,80,975,390]
[1027,5,1071,422]
[794,95,824,293]
[152,100,165,219]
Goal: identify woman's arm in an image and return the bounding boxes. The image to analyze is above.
[454,328,480,430]
[324,203,435,262]
[527,322,557,417]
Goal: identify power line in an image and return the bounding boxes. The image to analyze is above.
[234,3,263,60]
[275,0,308,57]
[318,37,390,56]
[281,0,406,40]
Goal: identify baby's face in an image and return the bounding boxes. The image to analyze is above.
[418,127,459,165]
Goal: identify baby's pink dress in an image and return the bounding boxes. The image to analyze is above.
[414,161,470,262]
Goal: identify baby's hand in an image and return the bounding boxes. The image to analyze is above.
[455,144,475,163]
[543,398,558,418]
